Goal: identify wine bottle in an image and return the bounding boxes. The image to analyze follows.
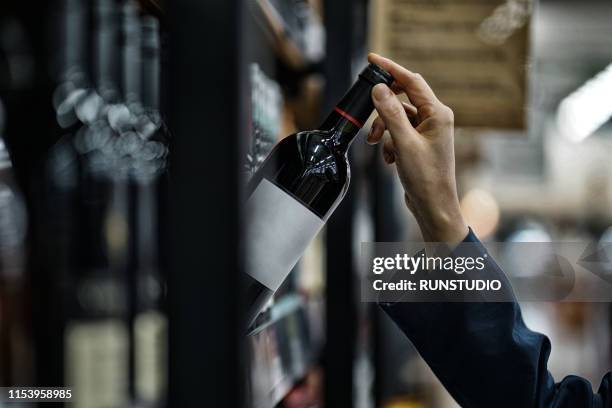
[131,13,168,406]
[244,63,394,327]
[0,114,30,386]
[62,2,130,407]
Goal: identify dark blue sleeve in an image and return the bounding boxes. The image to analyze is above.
[381,229,612,408]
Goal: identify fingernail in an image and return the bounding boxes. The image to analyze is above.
[366,128,374,144]
[372,84,393,102]
[366,125,377,144]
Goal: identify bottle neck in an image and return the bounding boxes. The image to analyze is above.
[320,77,375,151]
[141,17,161,111]
[94,0,120,102]
[122,2,141,104]
[63,0,87,77]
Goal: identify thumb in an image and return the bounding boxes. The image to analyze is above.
[371,84,415,143]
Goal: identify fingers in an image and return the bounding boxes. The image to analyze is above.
[367,116,386,145]
[382,136,396,164]
[368,53,439,110]
[367,101,418,145]
[416,104,455,133]
[371,84,417,144]
[368,103,417,144]
[402,101,418,122]
[390,82,404,94]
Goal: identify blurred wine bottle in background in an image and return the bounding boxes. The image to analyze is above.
[58,1,130,406]
[0,3,31,390]
[245,63,283,177]
[44,0,168,406]
[130,12,168,408]
[0,98,31,387]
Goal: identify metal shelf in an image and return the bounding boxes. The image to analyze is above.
[247,294,312,408]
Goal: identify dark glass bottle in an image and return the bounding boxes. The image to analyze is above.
[0,118,30,387]
[244,63,394,327]
[62,2,131,406]
[131,13,168,406]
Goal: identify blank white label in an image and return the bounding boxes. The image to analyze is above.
[65,320,129,408]
[246,179,324,291]
[135,311,167,403]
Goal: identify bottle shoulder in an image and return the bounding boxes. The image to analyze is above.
[248,129,351,218]
[280,130,349,168]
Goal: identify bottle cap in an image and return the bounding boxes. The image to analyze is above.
[359,63,394,87]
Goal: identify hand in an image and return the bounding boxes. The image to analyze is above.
[367,53,468,244]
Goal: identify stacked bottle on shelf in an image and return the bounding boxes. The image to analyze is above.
[47,0,168,406]
[246,63,283,177]
[0,96,31,389]
[256,0,325,65]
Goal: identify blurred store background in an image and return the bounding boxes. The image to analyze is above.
[0,0,611,407]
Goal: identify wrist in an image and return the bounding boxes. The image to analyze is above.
[413,199,468,244]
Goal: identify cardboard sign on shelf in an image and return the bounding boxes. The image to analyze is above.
[370,0,530,130]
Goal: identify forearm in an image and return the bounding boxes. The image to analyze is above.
[380,230,611,407]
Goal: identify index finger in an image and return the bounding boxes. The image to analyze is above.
[368,53,439,108]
